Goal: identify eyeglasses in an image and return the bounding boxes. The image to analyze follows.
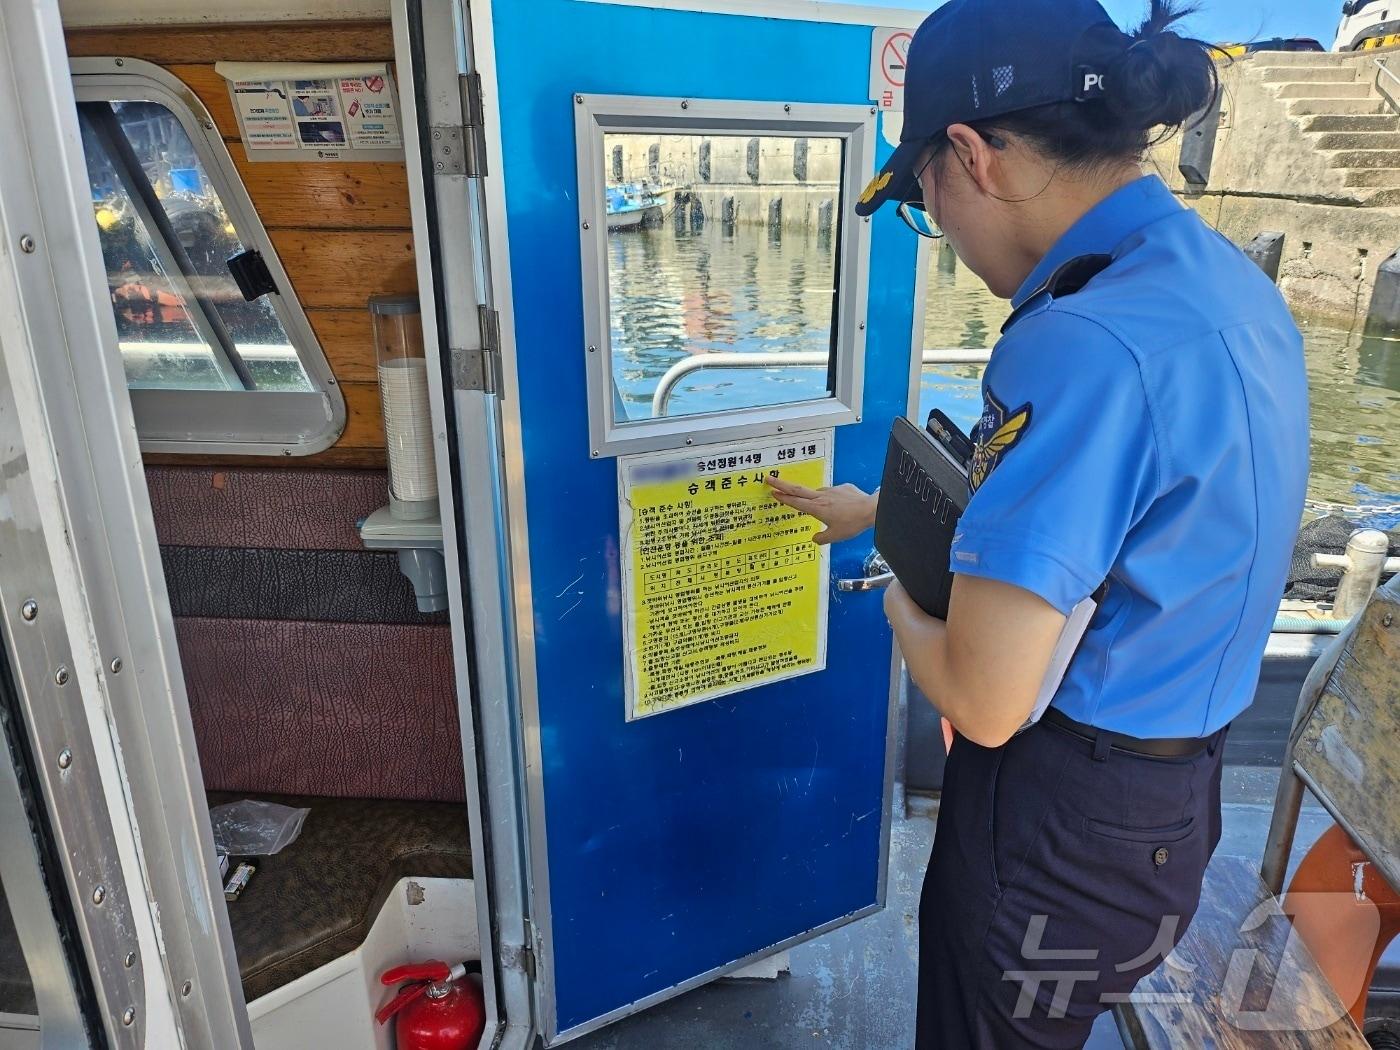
[897,131,1007,239]
[897,147,943,239]
[897,199,943,239]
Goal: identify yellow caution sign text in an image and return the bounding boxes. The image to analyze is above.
[619,434,832,720]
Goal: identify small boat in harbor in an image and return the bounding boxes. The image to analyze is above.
[606,181,662,230]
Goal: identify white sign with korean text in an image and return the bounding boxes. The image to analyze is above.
[338,72,402,149]
[221,64,404,162]
[231,81,297,149]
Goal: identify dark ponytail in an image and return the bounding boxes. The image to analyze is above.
[956,0,1221,171]
[1103,1,1220,133]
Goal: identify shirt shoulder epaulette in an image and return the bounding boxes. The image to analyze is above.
[1001,253,1114,334]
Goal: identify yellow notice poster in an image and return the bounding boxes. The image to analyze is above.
[619,432,832,721]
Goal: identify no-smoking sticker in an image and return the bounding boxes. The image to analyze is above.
[870,27,913,111]
[881,32,912,87]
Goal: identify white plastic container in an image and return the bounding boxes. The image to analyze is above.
[370,295,438,519]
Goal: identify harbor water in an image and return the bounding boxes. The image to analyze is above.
[608,223,1400,529]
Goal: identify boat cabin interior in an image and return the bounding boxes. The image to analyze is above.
[0,9,480,1046]
[0,1,1396,1049]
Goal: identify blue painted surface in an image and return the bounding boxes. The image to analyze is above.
[491,0,917,1035]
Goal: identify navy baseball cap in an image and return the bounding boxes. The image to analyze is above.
[855,0,1133,215]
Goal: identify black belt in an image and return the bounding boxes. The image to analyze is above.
[1041,707,1214,759]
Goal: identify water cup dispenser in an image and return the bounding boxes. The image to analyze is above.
[358,294,447,612]
[372,294,438,517]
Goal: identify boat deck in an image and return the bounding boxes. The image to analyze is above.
[561,766,1378,1050]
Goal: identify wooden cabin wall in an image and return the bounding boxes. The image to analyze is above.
[65,23,464,804]
[66,20,411,469]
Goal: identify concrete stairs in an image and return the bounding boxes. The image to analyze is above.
[1249,50,1400,206]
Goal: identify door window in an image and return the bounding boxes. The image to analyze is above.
[604,132,843,420]
[576,96,873,456]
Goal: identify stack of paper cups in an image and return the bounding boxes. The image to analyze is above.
[379,357,437,502]
[369,295,438,517]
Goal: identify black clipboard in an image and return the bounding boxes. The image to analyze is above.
[874,413,972,619]
[874,412,1107,731]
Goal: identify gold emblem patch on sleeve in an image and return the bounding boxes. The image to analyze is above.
[970,386,1032,491]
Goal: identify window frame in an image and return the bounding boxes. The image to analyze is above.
[575,94,873,458]
[70,57,346,456]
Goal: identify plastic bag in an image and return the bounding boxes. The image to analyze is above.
[209,799,309,857]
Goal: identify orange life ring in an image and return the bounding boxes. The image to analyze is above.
[1282,822,1400,1027]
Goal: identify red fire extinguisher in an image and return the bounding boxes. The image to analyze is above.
[376,960,486,1050]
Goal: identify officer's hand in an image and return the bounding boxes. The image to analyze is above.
[766,476,877,545]
[883,579,933,628]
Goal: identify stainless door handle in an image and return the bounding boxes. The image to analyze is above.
[837,571,895,592]
[836,550,894,592]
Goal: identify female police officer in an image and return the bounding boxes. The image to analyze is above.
[768,0,1309,1045]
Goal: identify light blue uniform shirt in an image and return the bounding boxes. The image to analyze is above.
[948,175,1309,738]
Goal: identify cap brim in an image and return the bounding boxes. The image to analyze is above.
[854,137,925,216]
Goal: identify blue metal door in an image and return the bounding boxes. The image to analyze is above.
[486,1,920,1040]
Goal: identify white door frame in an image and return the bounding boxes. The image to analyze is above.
[392,1,537,1047]
[0,0,250,1045]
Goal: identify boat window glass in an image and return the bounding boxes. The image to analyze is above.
[602,132,843,421]
[577,97,872,457]
[70,60,344,455]
[78,100,312,392]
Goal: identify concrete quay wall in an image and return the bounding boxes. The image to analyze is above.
[1149,49,1400,328]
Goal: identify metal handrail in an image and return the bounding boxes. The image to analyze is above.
[650,348,992,417]
[1375,58,1400,116]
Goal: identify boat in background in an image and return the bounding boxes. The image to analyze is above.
[606,181,663,230]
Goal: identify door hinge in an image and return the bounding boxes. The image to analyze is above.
[428,125,467,177]
[427,74,488,178]
[460,71,488,178]
[520,918,540,979]
[450,306,501,394]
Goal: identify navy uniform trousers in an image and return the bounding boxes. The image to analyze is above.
[915,715,1226,1048]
